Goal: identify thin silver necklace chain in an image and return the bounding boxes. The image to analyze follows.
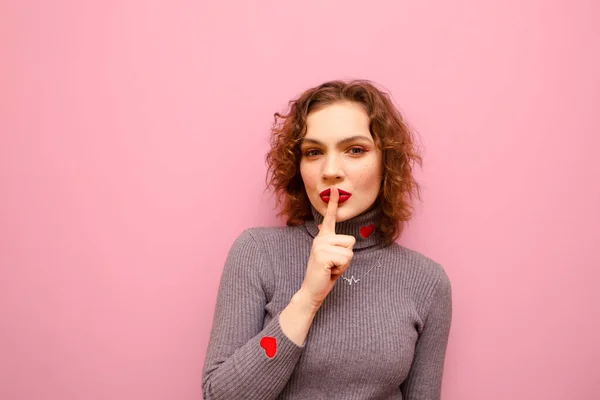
[340,251,383,286]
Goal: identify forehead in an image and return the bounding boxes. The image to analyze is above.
[305,102,370,140]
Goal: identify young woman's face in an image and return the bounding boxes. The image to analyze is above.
[299,101,383,222]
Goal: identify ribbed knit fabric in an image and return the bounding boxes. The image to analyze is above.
[202,204,452,400]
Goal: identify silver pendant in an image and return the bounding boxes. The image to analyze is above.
[342,276,360,285]
[340,259,382,286]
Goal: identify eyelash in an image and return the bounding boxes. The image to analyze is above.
[303,147,367,157]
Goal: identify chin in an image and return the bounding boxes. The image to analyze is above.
[319,205,356,222]
[311,197,368,221]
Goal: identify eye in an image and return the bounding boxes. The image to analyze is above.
[348,147,366,155]
[302,147,367,158]
[304,149,322,157]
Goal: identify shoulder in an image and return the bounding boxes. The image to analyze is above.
[242,224,307,245]
[225,228,269,263]
[230,224,306,261]
[225,225,299,266]
[387,243,452,313]
[229,226,304,292]
[390,243,450,284]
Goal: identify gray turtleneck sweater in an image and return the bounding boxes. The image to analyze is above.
[202,205,452,399]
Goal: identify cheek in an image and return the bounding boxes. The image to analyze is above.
[300,163,317,187]
[354,162,380,181]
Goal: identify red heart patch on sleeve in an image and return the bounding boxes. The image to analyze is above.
[260,336,277,358]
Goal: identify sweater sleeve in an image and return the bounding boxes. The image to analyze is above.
[400,268,453,399]
[201,229,305,400]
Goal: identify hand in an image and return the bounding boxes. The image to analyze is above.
[299,187,356,309]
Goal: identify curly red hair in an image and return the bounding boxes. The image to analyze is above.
[264,79,423,246]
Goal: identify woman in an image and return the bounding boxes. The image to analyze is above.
[202,80,452,399]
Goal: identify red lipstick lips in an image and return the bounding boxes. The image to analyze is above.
[319,188,352,204]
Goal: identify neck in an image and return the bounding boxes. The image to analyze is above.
[304,203,384,251]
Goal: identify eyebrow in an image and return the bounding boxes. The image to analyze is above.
[300,135,373,147]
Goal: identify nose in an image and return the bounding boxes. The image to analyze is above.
[322,154,344,181]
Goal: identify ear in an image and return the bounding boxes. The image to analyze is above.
[318,224,322,231]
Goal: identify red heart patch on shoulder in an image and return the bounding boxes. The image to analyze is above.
[260,336,277,358]
[359,224,375,238]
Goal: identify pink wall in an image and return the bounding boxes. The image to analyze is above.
[2,1,599,399]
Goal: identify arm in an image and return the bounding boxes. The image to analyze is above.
[400,269,453,399]
[201,229,309,400]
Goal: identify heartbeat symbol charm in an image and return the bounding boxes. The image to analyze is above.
[340,259,382,287]
[342,276,360,285]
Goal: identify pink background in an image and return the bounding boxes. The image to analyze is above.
[2,1,599,399]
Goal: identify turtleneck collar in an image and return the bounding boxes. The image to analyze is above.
[303,203,384,251]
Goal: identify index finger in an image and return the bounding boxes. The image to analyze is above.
[320,186,339,235]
